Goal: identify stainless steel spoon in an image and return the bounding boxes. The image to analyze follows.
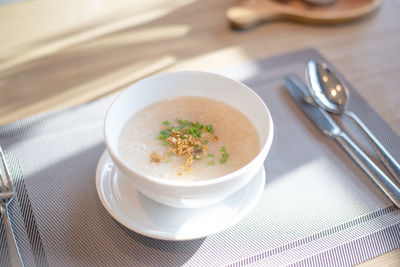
[306,60,400,182]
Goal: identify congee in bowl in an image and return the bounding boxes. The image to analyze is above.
[118,96,260,182]
[104,71,273,208]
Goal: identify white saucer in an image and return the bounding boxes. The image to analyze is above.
[96,151,266,241]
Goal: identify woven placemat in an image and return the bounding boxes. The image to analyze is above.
[1,48,399,267]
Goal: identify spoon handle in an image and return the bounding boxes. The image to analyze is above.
[346,111,400,182]
[335,131,400,208]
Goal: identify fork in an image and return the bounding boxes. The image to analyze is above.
[0,146,23,267]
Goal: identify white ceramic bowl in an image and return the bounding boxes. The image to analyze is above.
[104,71,273,208]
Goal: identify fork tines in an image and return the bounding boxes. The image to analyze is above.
[0,146,14,200]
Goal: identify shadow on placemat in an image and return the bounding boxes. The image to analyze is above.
[1,48,399,267]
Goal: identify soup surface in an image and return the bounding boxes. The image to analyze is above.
[118,96,260,181]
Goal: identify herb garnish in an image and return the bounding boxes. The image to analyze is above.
[157,129,171,140]
[152,118,229,173]
[219,152,229,164]
[219,146,229,164]
[162,141,169,146]
[206,124,213,134]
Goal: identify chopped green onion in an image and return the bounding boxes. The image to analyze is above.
[219,158,227,164]
[220,146,226,152]
[207,154,214,157]
[176,119,188,129]
[187,125,202,138]
[167,152,173,157]
[166,159,170,163]
[222,152,229,159]
[158,129,171,140]
[162,120,169,126]
[194,155,201,160]
[207,161,215,166]
[206,124,213,134]
[162,141,169,146]
[202,140,208,145]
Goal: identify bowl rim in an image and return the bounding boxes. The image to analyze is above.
[104,70,274,188]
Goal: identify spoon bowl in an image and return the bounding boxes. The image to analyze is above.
[306,60,400,182]
[306,60,349,113]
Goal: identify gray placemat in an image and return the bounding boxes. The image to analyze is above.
[1,48,399,267]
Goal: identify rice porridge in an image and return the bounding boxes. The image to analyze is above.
[118,96,260,181]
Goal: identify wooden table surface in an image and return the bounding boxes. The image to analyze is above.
[1,0,399,265]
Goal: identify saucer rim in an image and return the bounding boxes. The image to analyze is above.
[96,150,266,241]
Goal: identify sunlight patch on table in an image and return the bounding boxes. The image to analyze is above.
[0,56,176,126]
[166,46,251,73]
[76,25,191,50]
[0,0,196,70]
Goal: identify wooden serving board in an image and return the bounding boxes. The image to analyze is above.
[226,0,381,29]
